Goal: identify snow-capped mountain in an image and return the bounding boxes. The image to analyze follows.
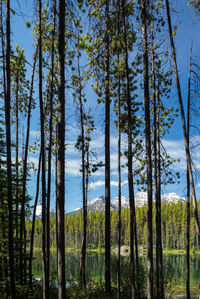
[135,191,149,207]
[111,191,150,208]
[41,192,186,217]
[87,195,131,212]
[35,205,54,218]
[161,192,185,204]
[112,196,129,210]
[36,205,42,218]
[85,192,186,213]
[87,195,106,212]
[133,191,186,206]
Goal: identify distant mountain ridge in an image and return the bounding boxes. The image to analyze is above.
[35,205,55,218]
[67,192,185,216]
[35,192,185,217]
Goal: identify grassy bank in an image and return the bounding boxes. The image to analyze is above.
[169,286,200,297]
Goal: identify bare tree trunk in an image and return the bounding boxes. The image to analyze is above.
[46,0,56,290]
[5,0,16,296]
[15,70,19,281]
[165,0,200,242]
[122,0,137,297]
[20,44,38,285]
[85,118,90,235]
[105,1,111,297]
[55,139,58,263]
[57,0,66,298]
[152,35,159,299]
[117,83,121,299]
[38,0,48,297]
[186,43,192,299]
[78,47,87,291]
[0,0,9,289]
[0,0,6,100]
[117,2,121,298]
[141,0,153,298]
[29,152,41,289]
[151,22,164,299]
[157,88,164,298]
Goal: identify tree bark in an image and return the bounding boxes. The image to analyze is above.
[151,21,164,298]
[38,0,48,297]
[122,0,137,297]
[117,2,121,298]
[20,43,38,285]
[141,1,153,298]
[46,0,56,290]
[29,151,41,289]
[0,0,9,288]
[165,0,200,242]
[57,0,66,297]
[186,43,192,299]
[78,47,87,292]
[105,0,111,297]
[157,88,164,298]
[15,69,19,282]
[5,0,16,296]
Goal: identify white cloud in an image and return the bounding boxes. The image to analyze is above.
[162,137,200,171]
[122,180,128,186]
[89,181,105,189]
[161,139,186,170]
[30,130,40,139]
[111,181,118,187]
[66,159,81,176]
[88,179,128,190]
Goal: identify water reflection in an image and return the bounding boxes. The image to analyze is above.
[32,251,200,297]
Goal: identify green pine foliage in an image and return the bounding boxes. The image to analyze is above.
[26,200,199,252]
[0,107,31,295]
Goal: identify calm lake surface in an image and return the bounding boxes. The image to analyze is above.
[33,251,200,298]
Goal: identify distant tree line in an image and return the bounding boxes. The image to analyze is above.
[26,201,199,252]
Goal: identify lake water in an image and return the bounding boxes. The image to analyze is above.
[32,251,200,298]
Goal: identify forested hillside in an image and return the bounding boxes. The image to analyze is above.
[26,201,199,251]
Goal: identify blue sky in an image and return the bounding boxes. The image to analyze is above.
[10,1,200,212]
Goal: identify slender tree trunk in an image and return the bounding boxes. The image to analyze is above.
[151,22,164,299]
[46,0,56,290]
[29,152,41,289]
[117,88,121,299]
[21,132,27,284]
[0,0,6,99]
[38,0,48,297]
[117,2,121,298]
[15,70,19,282]
[20,43,38,285]
[105,0,111,297]
[157,88,164,298]
[55,139,58,263]
[57,0,66,298]
[141,1,153,298]
[0,0,9,288]
[78,48,87,291]
[85,123,90,223]
[5,0,16,296]
[165,0,200,242]
[186,43,192,299]
[152,35,159,299]
[122,0,137,297]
